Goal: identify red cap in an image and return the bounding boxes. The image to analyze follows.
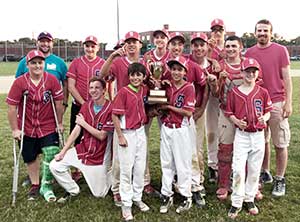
[37,31,53,41]
[113,39,125,50]
[125,31,142,43]
[83,35,98,45]
[168,32,185,44]
[153,29,169,38]
[167,56,188,72]
[210,18,225,29]
[191,32,208,43]
[241,58,260,70]
[26,50,45,63]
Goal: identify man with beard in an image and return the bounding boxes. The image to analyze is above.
[245,19,292,197]
[16,32,68,109]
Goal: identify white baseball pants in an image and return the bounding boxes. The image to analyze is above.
[50,146,112,198]
[118,126,147,207]
[160,124,192,198]
[231,129,265,207]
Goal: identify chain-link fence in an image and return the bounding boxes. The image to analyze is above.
[0,42,111,62]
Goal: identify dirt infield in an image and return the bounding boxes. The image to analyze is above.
[1,70,300,94]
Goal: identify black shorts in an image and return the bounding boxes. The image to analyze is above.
[21,132,59,163]
[70,103,83,145]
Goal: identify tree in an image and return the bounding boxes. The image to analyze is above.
[241,32,256,48]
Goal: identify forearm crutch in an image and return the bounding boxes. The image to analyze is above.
[49,92,65,148]
[12,90,28,207]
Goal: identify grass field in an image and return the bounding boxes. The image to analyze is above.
[0,61,300,76]
[0,78,299,222]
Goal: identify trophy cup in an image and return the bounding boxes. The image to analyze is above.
[148,61,168,104]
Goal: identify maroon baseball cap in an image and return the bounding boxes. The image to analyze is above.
[167,56,188,72]
[241,58,260,71]
[125,31,142,43]
[37,31,53,41]
[210,18,225,29]
[83,35,98,45]
[191,32,208,43]
[168,32,185,44]
[153,29,169,38]
[26,50,45,63]
[113,39,125,50]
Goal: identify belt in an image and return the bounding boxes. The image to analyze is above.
[164,123,181,129]
[238,128,263,133]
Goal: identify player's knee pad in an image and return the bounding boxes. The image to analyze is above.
[217,143,233,163]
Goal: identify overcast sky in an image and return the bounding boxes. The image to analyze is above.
[2,0,299,49]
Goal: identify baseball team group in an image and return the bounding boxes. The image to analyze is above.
[6,18,292,220]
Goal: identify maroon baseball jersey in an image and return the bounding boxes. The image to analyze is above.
[67,56,105,104]
[225,84,272,131]
[187,54,219,107]
[161,82,195,127]
[210,46,225,62]
[6,72,63,138]
[143,49,170,80]
[109,56,148,93]
[112,84,148,129]
[75,99,114,165]
[162,57,206,87]
[245,43,290,103]
[144,49,170,63]
[218,60,263,110]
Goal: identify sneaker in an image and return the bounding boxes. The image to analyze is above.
[57,192,72,204]
[260,170,273,184]
[192,191,206,208]
[199,184,206,197]
[216,188,228,201]
[228,206,242,219]
[57,192,79,203]
[208,167,218,183]
[113,193,122,207]
[143,184,161,197]
[133,200,150,212]
[22,175,31,187]
[245,202,259,215]
[160,195,173,214]
[176,197,192,214]
[121,206,133,221]
[272,176,286,197]
[28,184,40,200]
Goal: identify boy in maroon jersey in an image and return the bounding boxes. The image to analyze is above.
[158,56,195,214]
[226,58,272,219]
[50,77,113,201]
[112,63,150,221]
[7,50,64,202]
[100,31,157,206]
[67,35,105,145]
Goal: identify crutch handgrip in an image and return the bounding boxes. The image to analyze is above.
[49,91,65,148]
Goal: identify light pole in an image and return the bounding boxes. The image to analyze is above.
[117,0,120,41]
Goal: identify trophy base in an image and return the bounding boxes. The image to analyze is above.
[148,96,168,104]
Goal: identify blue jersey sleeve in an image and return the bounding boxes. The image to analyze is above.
[15,57,28,78]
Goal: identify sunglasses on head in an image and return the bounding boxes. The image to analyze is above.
[211,26,224,32]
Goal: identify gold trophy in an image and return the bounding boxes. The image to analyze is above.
[148,61,168,104]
